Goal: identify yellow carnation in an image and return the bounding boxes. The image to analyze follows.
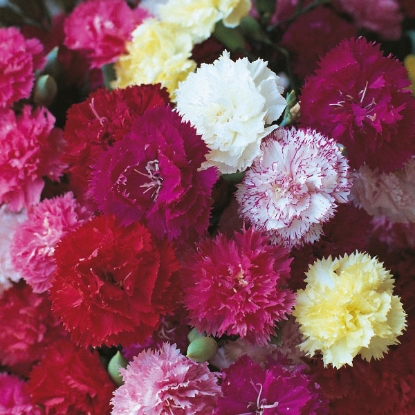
[216,0,251,27]
[292,251,407,369]
[112,19,196,100]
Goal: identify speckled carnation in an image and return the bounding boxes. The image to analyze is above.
[64,0,150,68]
[111,342,221,414]
[10,192,91,293]
[236,128,351,248]
[299,37,415,173]
[0,105,66,212]
[181,227,295,345]
[0,26,45,108]
[90,105,218,241]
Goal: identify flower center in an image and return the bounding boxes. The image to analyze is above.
[247,382,279,414]
[135,159,163,201]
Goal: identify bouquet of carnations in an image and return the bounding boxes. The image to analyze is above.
[0,0,415,413]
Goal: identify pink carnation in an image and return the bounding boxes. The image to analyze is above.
[111,342,221,414]
[333,0,403,40]
[90,105,218,241]
[0,372,40,415]
[181,227,295,345]
[64,0,150,68]
[10,192,91,293]
[299,37,415,173]
[280,7,356,79]
[0,205,27,295]
[0,105,66,212]
[236,128,351,248]
[0,27,45,108]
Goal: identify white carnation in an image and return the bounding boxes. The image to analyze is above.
[175,51,287,174]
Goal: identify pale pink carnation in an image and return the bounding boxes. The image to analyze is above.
[0,106,66,212]
[333,0,403,40]
[351,157,415,222]
[0,372,40,415]
[0,27,45,108]
[10,192,91,293]
[111,343,221,414]
[236,128,351,248]
[0,205,27,295]
[64,0,150,68]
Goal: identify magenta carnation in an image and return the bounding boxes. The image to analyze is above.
[0,372,40,415]
[0,27,45,108]
[63,84,169,204]
[10,192,91,293]
[216,354,327,414]
[90,105,218,241]
[299,37,415,173]
[181,227,295,345]
[64,0,150,68]
[333,0,403,40]
[236,127,351,248]
[111,342,221,414]
[0,105,66,212]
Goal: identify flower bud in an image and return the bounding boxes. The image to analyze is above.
[34,74,57,107]
[187,336,218,363]
[187,327,206,343]
[108,351,128,386]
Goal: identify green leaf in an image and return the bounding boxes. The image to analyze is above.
[0,6,25,26]
[9,0,50,25]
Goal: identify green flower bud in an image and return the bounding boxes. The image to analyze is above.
[108,351,128,386]
[187,336,218,363]
[34,74,57,107]
[187,327,206,343]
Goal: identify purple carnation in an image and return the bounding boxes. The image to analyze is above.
[90,105,218,241]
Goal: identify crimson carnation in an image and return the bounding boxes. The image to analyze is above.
[50,214,181,347]
[10,192,91,293]
[216,354,327,414]
[181,227,295,345]
[28,338,115,415]
[299,37,415,173]
[0,282,67,377]
[0,27,45,108]
[64,0,150,68]
[90,105,218,241]
[0,105,66,212]
[63,84,169,204]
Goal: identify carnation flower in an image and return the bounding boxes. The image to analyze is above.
[280,6,357,80]
[0,373,39,415]
[0,282,67,377]
[0,27,45,108]
[90,105,217,241]
[181,227,295,345]
[0,205,27,295]
[216,354,327,414]
[0,105,66,212]
[64,0,149,68]
[50,214,181,347]
[28,338,115,415]
[63,84,169,204]
[111,342,221,414]
[350,158,415,223]
[10,192,91,293]
[175,51,287,173]
[299,37,415,173]
[236,127,351,248]
[333,0,403,40]
[293,252,407,368]
[113,18,196,98]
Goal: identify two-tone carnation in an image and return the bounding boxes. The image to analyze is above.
[236,127,351,248]
[50,214,181,347]
[181,227,295,345]
[293,252,407,368]
[90,105,217,241]
[175,51,287,173]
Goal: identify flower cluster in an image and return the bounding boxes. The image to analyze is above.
[0,0,415,413]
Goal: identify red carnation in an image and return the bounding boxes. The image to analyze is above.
[300,37,415,173]
[63,84,169,204]
[50,214,181,348]
[28,338,115,415]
